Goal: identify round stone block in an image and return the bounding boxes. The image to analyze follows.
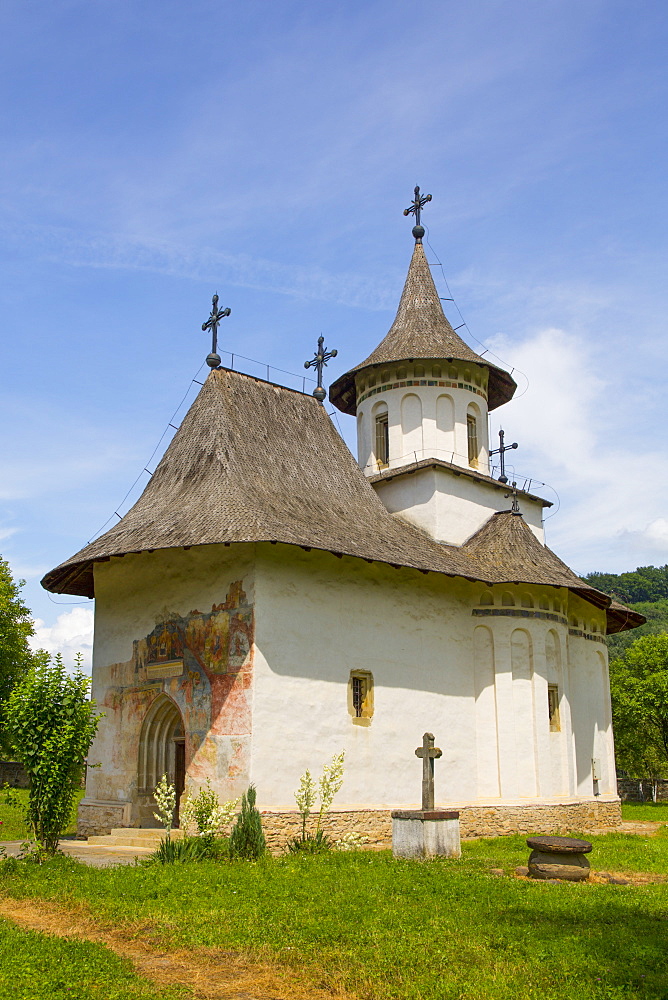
[528,849,591,882]
[526,835,592,854]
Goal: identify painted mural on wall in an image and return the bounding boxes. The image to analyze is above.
[131,580,254,742]
[94,581,253,797]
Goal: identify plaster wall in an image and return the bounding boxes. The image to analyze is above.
[372,466,545,544]
[83,544,256,828]
[355,361,490,476]
[249,544,614,815]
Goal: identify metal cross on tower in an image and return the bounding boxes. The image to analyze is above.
[202,293,231,369]
[489,428,518,484]
[403,185,432,242]
[304,335,338,403]
[504,482,522,515]
[415,732,442,811]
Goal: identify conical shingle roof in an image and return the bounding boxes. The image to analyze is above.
[329,241,517,414]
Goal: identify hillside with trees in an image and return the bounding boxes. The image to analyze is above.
[583,565,668,659]
[584,564,668,778]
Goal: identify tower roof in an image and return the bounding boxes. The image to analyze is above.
[41,367,642,634]
[329,241,517,415]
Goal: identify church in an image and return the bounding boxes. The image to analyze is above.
[42,190,643,845]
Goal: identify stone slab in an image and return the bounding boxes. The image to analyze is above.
[526,835,592,854]
[391,810,460,821]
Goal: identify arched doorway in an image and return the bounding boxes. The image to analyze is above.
[137,694,185,828]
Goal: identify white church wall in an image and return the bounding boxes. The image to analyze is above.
[373,466,545,545]
[251,543,478,811]
[251,546,614,814]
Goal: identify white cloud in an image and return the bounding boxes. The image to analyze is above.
[487,327,668,573]
[29,608,94,674]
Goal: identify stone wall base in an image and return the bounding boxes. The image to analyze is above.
[260,800,621,852]
[77,799,133,838]
[78,798,621,846]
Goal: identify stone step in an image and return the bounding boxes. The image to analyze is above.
[86,828,183,848]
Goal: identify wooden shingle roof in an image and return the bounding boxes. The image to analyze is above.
[329,241,517,415]
[41,368,642,634]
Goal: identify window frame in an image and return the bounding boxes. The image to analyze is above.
[548,684,561,732]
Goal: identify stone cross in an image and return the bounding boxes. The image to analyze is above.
[415,732,442,811]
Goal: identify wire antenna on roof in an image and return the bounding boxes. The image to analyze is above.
[489,429,519,484]
[304,335,338,403]
[202,293,231,368]
[403,184,432,243]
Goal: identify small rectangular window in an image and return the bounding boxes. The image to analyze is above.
[467,414,478,467]
[375,414,389,466]
[348,670,374,723]
[548,684,560,732]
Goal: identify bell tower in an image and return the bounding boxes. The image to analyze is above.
[330,189,549,545]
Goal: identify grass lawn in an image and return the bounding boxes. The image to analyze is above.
[0,918,186,1000]
[621,800,668,822]
[1,831,668,1000]
[0,789,83,841]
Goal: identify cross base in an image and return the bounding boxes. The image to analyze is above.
[391,810,461,859]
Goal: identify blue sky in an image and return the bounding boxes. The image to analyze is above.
[1,0,667,667]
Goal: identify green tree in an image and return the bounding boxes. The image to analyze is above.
[609,634,668,780]
[584,565,668,604]
[0,555,35,747]
[229,784,265,860]
[3,654,101,853]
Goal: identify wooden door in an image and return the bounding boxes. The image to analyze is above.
[173,739,186,827]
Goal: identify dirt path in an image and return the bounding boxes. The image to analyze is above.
[618,820,665,836]
[0,896,351,1000]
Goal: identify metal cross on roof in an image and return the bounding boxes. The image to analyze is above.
[489,428,519,484]
[304,335,338,403]
[202,293,231,369]
[415,732,442,811]
[403,185,432,242]
[504,481,522,515]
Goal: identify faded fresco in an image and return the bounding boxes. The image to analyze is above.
[96,581,254,803]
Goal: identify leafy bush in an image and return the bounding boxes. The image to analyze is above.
[180,779,237,843]
[3,654,100,854]
[150,834,227,864]
[229,784,265,860]
[286,829,332,854]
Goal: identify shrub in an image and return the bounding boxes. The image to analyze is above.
[229,784,265,860]
[3,654,101,854]
[286,829,332,854]
[181,780,237,843]
[291,750,345,852]
[153,775,176,834]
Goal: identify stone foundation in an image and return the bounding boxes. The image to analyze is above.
[260,799,621,852]
[77,799,133,838]
[78,797,621,845]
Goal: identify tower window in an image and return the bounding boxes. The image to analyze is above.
[548,685,561,732]
[348,670,374,723]
[467,414,479,466]
[375,412,389,466]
